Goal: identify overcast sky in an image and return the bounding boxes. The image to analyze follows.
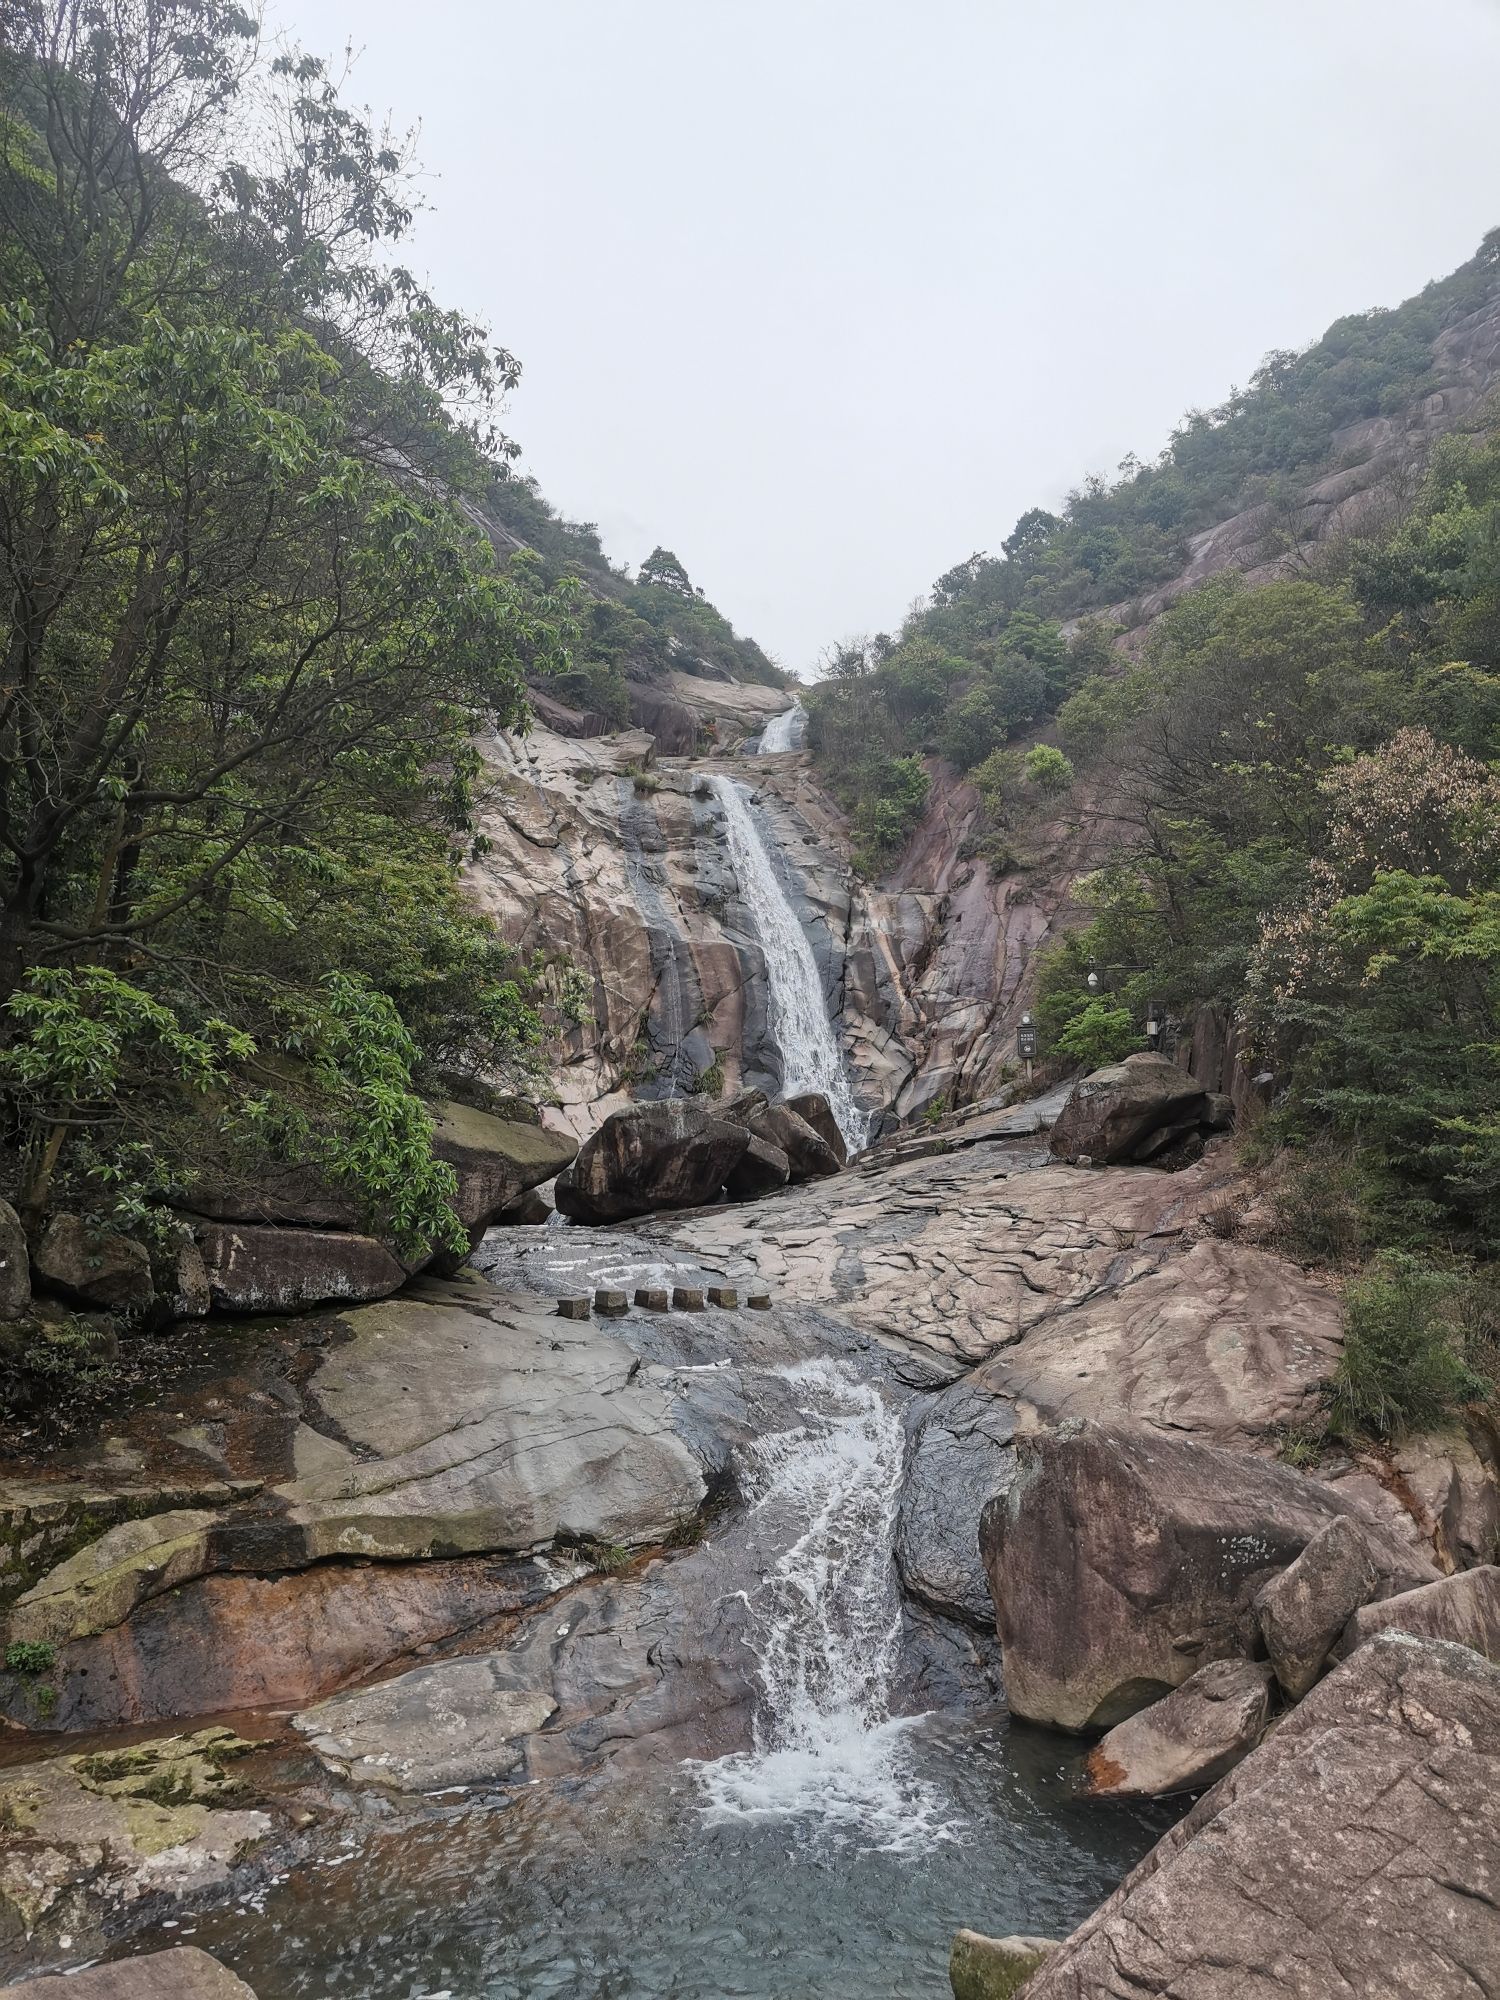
[272,0,1500,675]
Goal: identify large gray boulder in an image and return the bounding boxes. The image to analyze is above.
[192,1220,405,1314]
[980,1419,1434,1730]
[784,1091,849,1166]
[897,1378,1017,1625]
[1049,1052,1207,1165]
[0,1201,28,1320]
[32,1214,152,1313]
[1334,1563,1500,1665]
[1083,1658,1274,1799]
[723,1131,791,1201]
[1256,1514,1381,1698]
[427,1100,577,1228]
[722,1090,841,1182]
[1020,1634,1500,2000]
[554,1101,750,1223]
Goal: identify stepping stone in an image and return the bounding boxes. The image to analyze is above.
[747,1293,772,1311]
[707,1286,738,1309]
[556,1296,590,1321]
[594,1289,629,1316]
[671,1286,705,1311]
[634,1287,670,1312]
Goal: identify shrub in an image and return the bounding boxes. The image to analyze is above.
[1327,1255,1491,1443]
[1052,999,1143,1070]
[1023,744,1075,792]
[4,1641,56,1676]
[691,1055,725,1098]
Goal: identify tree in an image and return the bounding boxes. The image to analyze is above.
[0,3,572,1240]
[638,545,696,596]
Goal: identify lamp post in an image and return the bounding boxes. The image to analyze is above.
[1146,999,1165,1048]
[1017,1010,1038,1086]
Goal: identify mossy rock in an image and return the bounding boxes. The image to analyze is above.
[71,1727,255,1809]
[949,1930,1060,2000]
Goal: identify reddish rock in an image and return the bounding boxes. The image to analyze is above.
[1084,1659,1274,1799]
[192,1220,405,1313]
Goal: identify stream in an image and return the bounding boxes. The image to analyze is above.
[121,1314,1175,1999]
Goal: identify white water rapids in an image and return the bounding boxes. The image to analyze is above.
[707,773,867,1150]
[697,1361,954,1851]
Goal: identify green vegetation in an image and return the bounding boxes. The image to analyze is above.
[0,4,601,1256]
[690,1054,726,1099]
[4,1640,56,1675]
[1327,1257,1493,1443]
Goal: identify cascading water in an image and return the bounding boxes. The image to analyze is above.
[698,1360,951,1849]
[757,700,804,753]
[707,773,866,1150]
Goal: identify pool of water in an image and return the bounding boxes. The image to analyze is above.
[158,1715,1176,2000]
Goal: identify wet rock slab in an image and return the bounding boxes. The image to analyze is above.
[0,1947,259,1999]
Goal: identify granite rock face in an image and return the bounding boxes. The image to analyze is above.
[980,1419,1434,1730]
[1083,1658,1275,1799]
[1022,1634,1500,2000]
[1334,1563,1500,1665]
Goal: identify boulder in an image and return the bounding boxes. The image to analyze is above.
[1256,1514,1381,1699]
[294,1655,556,1791]
[980,1419,1434,1730]
[1048,1052,1207,1166]
[755,1100,842,1180]
[785,1091,849,1166]
[494,1185,554,1226]
[0,1949,259,2000]
[32,1214,152,1313]
[0,1201,28,1320]
[1020,1635,1500,2000]
[4,1508,220,1647]
[191,1220,406,1314]
[723,1132,791,1201]
[279,1294,706,1560]
[896,1378,1017,1626]
[949,1931,1059,2000]
[0,1734,270,1975]
[554,1101,750,1223]
[427,1099,577,1229]
[1335,1563,1500,1664]
[1083,1658,1274,1798]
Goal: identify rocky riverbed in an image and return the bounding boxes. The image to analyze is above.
[1,1113,1497,1995]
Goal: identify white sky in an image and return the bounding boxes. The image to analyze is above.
[271,0,1500,675]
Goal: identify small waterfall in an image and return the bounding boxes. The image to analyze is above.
[697,1361,950,1848]
[707,774,866,1150]
[757,700,804,754]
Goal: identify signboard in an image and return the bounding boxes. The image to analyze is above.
[1017,1024,1039,1061]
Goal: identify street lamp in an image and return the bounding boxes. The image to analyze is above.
[1086,970,1099,992]
[1146,999,1165,1043]
[1018,1010,1038,1079]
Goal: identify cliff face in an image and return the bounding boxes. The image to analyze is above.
[468,678,1098,1136]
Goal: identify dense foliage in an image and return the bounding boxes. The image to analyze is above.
[0,1,580,1250]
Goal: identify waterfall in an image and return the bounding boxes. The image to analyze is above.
[707,774,866,1150]
[757,700,804,754]
[697,1360,951,1849]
